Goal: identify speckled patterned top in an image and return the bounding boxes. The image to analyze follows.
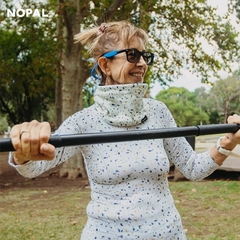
[9,83,219,240]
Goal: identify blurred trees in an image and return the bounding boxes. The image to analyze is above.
[235,0,240,19]
[208,75,240,123]
[155,87,209,126]
[156,73,240,126]
[0,1,57,124]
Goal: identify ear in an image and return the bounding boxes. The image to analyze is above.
[98,57,111,76]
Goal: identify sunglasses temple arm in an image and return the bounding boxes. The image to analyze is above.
[90,63,99,79]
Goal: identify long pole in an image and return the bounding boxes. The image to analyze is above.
[0,124,239,152]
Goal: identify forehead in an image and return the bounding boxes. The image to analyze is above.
[117,36,145,50]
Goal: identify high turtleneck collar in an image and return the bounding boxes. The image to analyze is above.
[94,83,149,127]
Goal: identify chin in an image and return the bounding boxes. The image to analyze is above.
[134,79,144,83]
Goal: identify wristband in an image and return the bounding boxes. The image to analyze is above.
[217,137,231,156]
[216,137,240,157]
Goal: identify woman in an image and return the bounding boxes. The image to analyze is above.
[9,21,240,239]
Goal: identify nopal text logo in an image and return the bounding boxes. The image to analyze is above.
[6,8,48,18]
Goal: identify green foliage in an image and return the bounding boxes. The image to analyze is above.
[193,86,221,124]
[207,74,240,123]
[82,78,97,108]
[155,86,209,126]
[208,110,221,124]
[235,0,240,19]
[0,1,58,124]
[155,72,240,125]
[147,0,240,84]
[0,115,8,133]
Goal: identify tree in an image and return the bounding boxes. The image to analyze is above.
[0,115,8,133]
[148,1,240,84]
[155,87,209,126]
[82,78,97,108]
[0,1,57,125]
[194,87,221,124]
[234,0,240,19]
[208,74,240,123]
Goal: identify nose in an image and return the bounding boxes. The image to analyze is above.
[136,56,147,66]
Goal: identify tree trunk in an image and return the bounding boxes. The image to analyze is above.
[59,47,88,179]
[55,11,63,128]
[57,0,89,179]
[59,150,88,179]
[57,0,126,179]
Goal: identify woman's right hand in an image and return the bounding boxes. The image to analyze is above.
[10,120,56,164]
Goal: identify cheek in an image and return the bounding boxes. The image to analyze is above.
[112,62,129,79]
[119,66,131,83]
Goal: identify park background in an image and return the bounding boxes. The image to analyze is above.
[0,0,240,239]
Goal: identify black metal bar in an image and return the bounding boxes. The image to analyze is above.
[0,123,239,152]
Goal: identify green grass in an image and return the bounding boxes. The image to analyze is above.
[170,181,240,239]
[1,181,240,239]
[0,188,90,240]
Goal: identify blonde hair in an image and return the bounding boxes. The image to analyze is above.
[74,21,149,60]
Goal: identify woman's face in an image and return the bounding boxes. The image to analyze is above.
[98,37,148,85]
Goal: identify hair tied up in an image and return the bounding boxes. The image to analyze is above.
[97,23,109,36]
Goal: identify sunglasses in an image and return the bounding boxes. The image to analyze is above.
[91,48,154,79]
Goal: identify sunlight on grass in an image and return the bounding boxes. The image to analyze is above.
[1,181,240,240]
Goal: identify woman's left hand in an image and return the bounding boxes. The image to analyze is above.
[224,114,240,150]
